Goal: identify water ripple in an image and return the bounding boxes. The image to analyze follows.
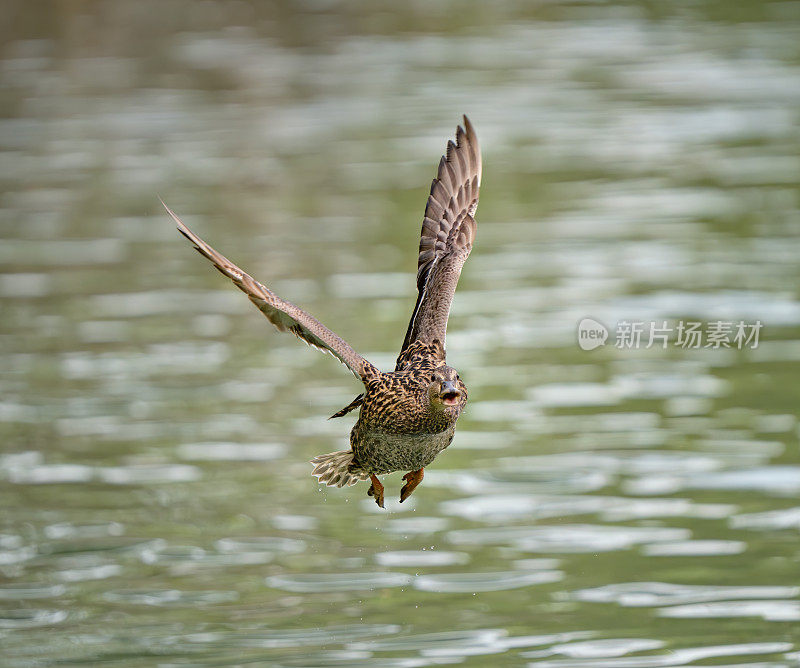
[215,537,306,554]
[142,547,275,572]
[566,582,800,607]
[253,649,376,666]
[0,609,68,628]
[349,628,508,652]
[384,517,449,535]
[5,463,94,484]
[44,521,125,539]
[4,462,201,485]
[0,583,66,599]
[266,572,412,593]
[625,465,800,497]
[527,638,664,659]
[730,506,800,531]
[659,600,800,621]
[524,642,793,667]
[441,494,734,523]
[57,562,122,582]
[374,550,469,567]
[430,468,609,496]
[177,441,286,461]
[272,515,319,531]
[182,623,400,649]
[0,534,22,549]
[103,589,239,606]
[96,464,202,485]
[448,524,690,553]
[641,539,745,556]
[0,545,36,565]
[38,537,166,557]
[413,569,563,593]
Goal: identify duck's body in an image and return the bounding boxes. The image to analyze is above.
[310,341,469,506]
[352,423,456,476]
[163,116,481,508]
[350,341,467,475]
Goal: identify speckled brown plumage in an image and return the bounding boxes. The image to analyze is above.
[163,116,481,508]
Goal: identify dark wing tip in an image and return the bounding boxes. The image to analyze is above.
[460,115,481,186]
[460,115,478,144]
[159,197,191,236]
[159,198,216,264]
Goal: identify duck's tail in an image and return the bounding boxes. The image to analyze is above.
[310,450,369,488]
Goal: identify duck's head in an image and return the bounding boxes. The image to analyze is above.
[428,366,464,409]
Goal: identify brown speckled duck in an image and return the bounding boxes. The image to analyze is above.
[162,116,481,508]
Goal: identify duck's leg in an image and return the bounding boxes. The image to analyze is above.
[400,467,424,503]
[367,474,385,508]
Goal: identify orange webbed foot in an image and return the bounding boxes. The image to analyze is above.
[367,473,385,509]
[400,467,424,503]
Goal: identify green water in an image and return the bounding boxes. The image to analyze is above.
[2,1,800,665]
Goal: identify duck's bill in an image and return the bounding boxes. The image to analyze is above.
[441,390,461,406]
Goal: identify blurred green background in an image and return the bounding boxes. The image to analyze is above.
[2,0,800,665]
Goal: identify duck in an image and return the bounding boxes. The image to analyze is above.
[161,116,481,508]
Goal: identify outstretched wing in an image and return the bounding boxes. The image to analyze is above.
[161,200,378,382]
[398,115,481,362]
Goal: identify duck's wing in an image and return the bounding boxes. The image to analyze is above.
[161,200,379,382]
[397,115,481,364]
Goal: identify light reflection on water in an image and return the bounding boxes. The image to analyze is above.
[2,0,800,665]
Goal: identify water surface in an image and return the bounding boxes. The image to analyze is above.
[2,1,800,665]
